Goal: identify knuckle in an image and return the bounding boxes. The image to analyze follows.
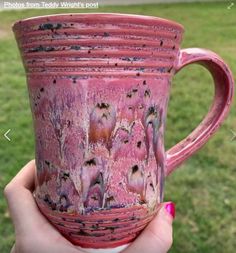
[165,234,173,248]
[4,182,15,198]
[161,229,173,251]
[148,223,173,251]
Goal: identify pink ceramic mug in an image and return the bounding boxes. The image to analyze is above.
[13,13,234,252]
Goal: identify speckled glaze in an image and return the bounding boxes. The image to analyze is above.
[13,13,234,250]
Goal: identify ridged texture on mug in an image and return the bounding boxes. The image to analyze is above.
[37,198,156,248]
[13,14,183,77]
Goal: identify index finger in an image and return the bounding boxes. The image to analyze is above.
[4,160,49,235]
[6,160,36,191]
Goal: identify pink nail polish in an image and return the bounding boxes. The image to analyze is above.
[165,202,176,219]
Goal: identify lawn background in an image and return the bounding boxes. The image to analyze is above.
[0,2,236,253]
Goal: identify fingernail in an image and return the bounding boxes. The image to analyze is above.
[165,202,176,219]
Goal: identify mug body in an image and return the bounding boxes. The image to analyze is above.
[13,13,184,249]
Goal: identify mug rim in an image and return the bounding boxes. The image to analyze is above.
[12,12,184,32]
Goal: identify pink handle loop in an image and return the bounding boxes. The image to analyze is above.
[166,48,234,176]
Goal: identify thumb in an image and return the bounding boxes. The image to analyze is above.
[123,202,175,253]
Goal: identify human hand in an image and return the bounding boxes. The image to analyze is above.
[4,160,175,253]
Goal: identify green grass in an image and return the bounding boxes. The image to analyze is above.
[0,2,236,252]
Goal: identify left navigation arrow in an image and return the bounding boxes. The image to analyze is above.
[4,129,11,141]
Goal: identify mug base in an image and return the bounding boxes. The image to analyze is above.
[76,244,129,253]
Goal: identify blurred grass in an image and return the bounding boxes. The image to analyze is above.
[0,2,236,253]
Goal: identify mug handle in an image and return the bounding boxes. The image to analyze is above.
[165,48,234,176]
